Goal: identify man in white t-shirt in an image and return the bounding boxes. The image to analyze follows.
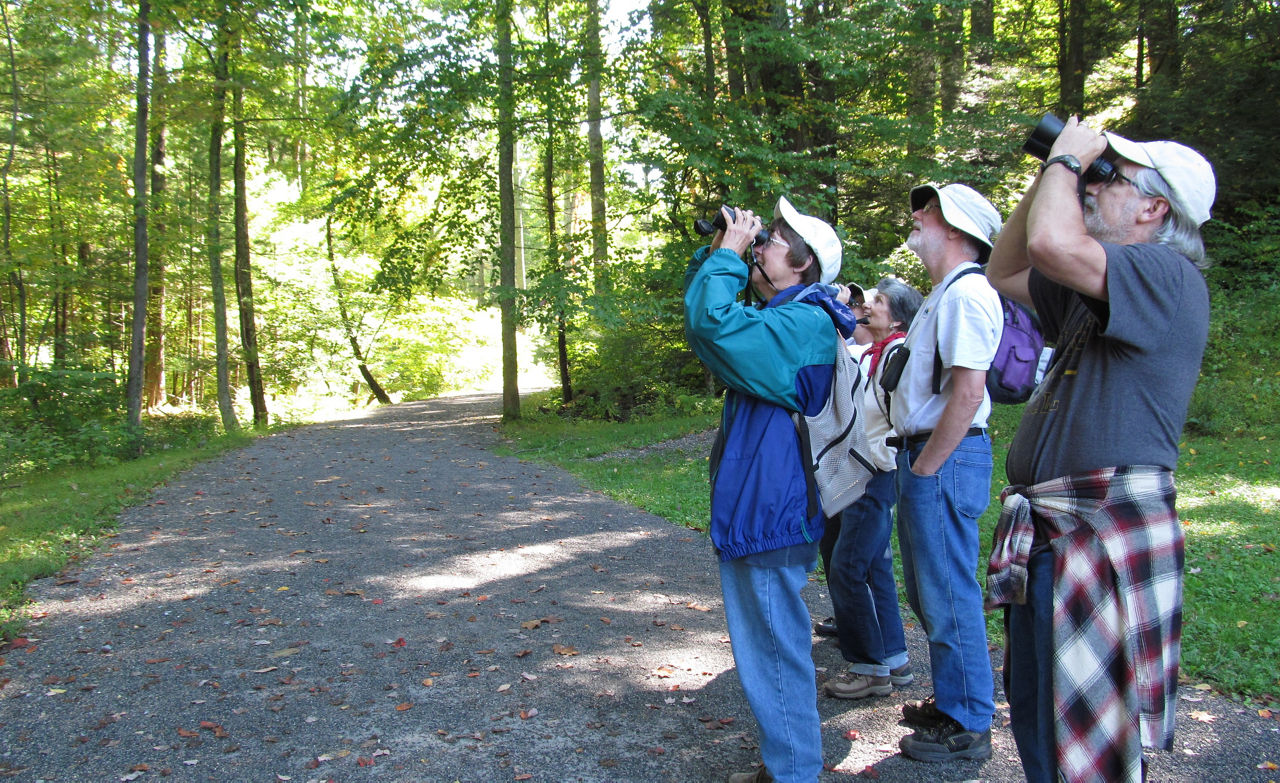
[888,183,1003,763]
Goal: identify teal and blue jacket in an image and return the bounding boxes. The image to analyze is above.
[683,246,857,562]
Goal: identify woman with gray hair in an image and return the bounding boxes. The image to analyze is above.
[822,276,925,701]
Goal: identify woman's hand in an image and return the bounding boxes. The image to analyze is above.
[711,207,762,257]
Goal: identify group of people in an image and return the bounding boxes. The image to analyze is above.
[682,118,1214,783]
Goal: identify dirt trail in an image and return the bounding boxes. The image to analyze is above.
[1,393,1273,782]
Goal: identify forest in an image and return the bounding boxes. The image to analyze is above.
[1,0,1277,481]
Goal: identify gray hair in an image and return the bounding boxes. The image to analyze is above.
[1131,167,1209,268]
[876,276,924,331]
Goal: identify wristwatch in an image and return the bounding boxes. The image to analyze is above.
[1041,154,1083,176]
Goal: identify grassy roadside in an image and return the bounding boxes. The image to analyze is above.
[498,397,1280,706]
[0,432,254,639]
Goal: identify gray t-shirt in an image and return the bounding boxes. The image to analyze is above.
[1005,242,1209,486]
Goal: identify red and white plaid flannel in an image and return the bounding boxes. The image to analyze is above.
[987,466,1184,783]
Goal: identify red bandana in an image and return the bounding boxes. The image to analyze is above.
[865,331,906,376]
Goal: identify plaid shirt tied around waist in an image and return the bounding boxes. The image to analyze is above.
[986,466,1184,783]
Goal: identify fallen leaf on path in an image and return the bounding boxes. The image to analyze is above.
[553,644,578,656]
[1189,710,1215,723]
[395,702,414,711]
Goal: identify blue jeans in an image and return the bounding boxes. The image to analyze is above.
[895,433,995,733]
[720,546,823,783]
[829,469,908,676]
[1005,548,1058,783]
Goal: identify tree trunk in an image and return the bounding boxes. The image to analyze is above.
[208,11,238,432]
[722,5,746,100]
[908,2,938,153]
[0,0,17,386]
[233,47,267,428]
[583,0,608,294]
[1143,0,1180,91]
[1057,0,1087,115]
[126,0,150,438]
[144,27,167,409]
[970,0,995,67]
[497,0,520,420]
[938,1,964,115]
[326,216,391,404]
[693,0,716,112]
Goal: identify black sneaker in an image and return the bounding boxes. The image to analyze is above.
[901,695,947,727]
[899,716,992,762]
[813,617,838,637]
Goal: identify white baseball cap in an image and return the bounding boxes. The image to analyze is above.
[774,196,843,285]
[1103,132,1216,226]
[909,183,1003,262]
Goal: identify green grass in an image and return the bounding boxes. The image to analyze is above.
[0,432,253,639]
[494,399,718,531]
[499,399,1280,706]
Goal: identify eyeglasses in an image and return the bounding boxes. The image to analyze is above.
[753,231,790,253]
[1088,162,1136,189]
[920,201,941,214]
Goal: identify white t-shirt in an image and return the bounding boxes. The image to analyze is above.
[890,263,1002,437]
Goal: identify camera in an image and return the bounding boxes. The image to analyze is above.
[1022,113,1119,183]
[694,205,770,247]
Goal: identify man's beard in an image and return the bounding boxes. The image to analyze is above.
[1083,195,1137,243]
[906,226,941,261]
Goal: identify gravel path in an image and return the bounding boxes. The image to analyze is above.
[1,393,1275,782]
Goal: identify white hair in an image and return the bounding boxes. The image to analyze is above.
[1132,167,1208,268]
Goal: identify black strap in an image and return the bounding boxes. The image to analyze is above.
[931,266,985,394]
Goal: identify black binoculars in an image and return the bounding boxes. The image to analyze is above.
[1023,113,1120,184]
[694,206,771,247]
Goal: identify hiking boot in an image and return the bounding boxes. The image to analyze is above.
[823,673,893,700]
[813,617,838,637]
[726,766,773,783]
[898,716,992,762]
[901,695,948,727]
[889,663,914,686]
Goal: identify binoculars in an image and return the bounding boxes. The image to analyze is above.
[1023,113,1121,184]
[693,206,771,247]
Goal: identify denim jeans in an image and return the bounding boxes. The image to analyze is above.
[1006,548,1058,783]
[829,469,908,676]
[895,432,995,733]
[720,546,823,783]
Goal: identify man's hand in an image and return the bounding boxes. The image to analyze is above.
[910,366,986,476]
[1048,116,1109,172]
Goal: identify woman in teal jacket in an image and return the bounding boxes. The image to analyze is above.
[683,197,856,783]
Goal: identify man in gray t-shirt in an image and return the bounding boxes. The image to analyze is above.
[986,119,1214,783]
[1005,240,1208,484]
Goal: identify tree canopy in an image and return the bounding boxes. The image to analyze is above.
[0,0,1275,469]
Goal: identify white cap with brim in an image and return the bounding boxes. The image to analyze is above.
[1103,133,1216,226]
[909,183,1003,263]
[774,196,842,285]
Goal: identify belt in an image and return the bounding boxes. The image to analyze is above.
[886,427,986,450]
